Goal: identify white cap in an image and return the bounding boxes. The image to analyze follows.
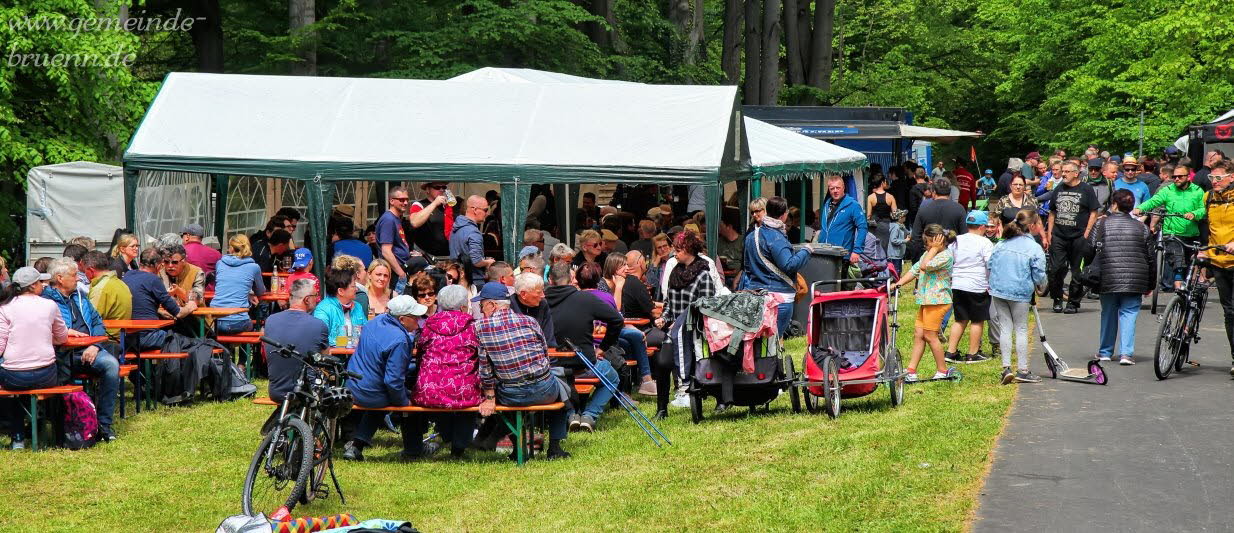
[387,295,428,317]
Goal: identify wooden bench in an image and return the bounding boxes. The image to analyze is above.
[217,336,263,380]
[0,385,83,451]
[251,397,566,465]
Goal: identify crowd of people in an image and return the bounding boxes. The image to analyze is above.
[5,148,1234,454]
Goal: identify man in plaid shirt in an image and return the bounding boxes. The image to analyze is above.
[472,282,571,460]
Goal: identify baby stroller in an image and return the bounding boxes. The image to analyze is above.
[791,277,905,418]
[680,291,792,424]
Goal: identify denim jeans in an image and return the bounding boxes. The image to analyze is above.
[775,301,794,337]
[579,358,618,420]
[216,319,253,335]
[617,327,651,379]
[0,363,59,437]
[498,376,567,440]
[72,348,120,431]
[1098,293,1142,357]
[134,329,168,352]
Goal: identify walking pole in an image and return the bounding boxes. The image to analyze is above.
[562,339,672,446]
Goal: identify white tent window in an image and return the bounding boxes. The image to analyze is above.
[134,170,212,245]
[226,176,268,237]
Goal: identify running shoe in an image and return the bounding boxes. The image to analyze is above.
[961,353,991,364]
[1097,355,1112,362]
[670,387,691,408]
[944,352,961,363]
[1001,367,1015,385]
[1014,370,1042,383]
[930,371,949,380]
[1119,356,1135,366]
[905,372,919,383]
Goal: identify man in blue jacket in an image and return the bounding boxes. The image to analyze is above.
[43,257,121,442]
[816,175,866,265]
[449,195,496,286]
[743,196,812,336]
[342,295,428,461]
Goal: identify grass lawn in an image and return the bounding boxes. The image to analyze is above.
[2,293,1017,532]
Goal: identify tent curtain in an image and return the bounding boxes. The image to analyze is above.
[304,175,335,280]
[500,179,531,265]
[212,174,228,240]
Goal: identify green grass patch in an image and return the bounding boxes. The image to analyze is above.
[1,294,1016,532]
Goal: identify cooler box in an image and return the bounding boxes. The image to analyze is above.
[791,243,848,329]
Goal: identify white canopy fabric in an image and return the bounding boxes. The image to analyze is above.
[124,72,746,184]
[25,162,125,259]
[899,124,983,143]
[450,67,867,176]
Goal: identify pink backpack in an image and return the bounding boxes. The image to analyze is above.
[63,391,98,449]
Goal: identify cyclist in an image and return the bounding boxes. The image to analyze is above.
[1198,160,1234,376]
[1132,164,1206,292]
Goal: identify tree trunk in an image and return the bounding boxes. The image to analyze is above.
[796,0,811,67]
[721,0,743,84]
[759,0,781,105]
[692,0,706,62]
[807,0,835,92]
[742,0,761,104]
[188,0,224,72]
[583,0,625,53]
[668,0,705,66]
[784,0,803,85]
[289,0,316,75]
[832,6,844,85]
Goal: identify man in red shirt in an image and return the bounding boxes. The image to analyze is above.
[953,163,977,210]
[180,224,221,280]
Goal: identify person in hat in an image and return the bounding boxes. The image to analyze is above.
[943,211,995,365]
[977,169,996,200]
[342,294,430,461]
[887,209,909,274]
[600,229,625,255]
[180,223,221,279]
[285,247,319,294]
[331,217,373,268]
[0,267,70,449]
[1113,158,1151,206]
[471,280,572,459]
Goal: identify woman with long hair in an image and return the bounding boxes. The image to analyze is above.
[109,233,140,276]
[213,234,266,334]
[653,230,718,417]
[988,174,1039,230]
[987,209,1048,384]
[365,258,394,315]
[866,174,897,251]
[892,224,957,382]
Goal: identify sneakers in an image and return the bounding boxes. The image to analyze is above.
[905,372,919,383]
[1001,367,1015,385]
[670,387,691,408]
[1052,299,1064,313]
[1119,356,1135,366]
[713,402,733,414]
[1063,304,1079,315]
[944,352,961,363]
[568,414,583,431]
[949,353,990,364]
[95,428,116,443]
[637,378,658,396]
[400,441,441,462]
[577,415,596,432]
[383,413,400,433]
[342,440,365,461]
[1097,355,1112,362]
[9,434,25,451]
[930,371,949,380]
[1230,365,1234,377]
[1014,370,1042,383]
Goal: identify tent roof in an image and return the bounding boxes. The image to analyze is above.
[898,124,983,143]
[451,67,866,176]
[124,72,746,184]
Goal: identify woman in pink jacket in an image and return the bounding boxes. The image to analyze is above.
[411,284,482,458]
[0,267,69,450]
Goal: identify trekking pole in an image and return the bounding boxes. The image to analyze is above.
[562,340,672,447]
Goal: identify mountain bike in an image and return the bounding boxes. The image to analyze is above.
[1147,210,1197,314]
[1153,238,1223,380]
[242,338,360,516]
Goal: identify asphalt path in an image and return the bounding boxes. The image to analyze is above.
[974,293,1234,532]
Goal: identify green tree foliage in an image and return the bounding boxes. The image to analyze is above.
[0,0,156,258]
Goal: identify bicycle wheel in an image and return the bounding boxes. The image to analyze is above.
[1153,298,1186,380]
[303,417,335,503]
[1151,246,1165,314]
[242,416,313,516]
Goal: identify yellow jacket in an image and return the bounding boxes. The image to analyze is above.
[1204,188,1234,269]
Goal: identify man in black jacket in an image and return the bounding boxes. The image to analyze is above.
[509,272,556,347]
[543,263,621,432]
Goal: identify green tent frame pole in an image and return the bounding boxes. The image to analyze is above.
[500,179,529,265]
[751,177,761,198]
[304,176,334,281]
[552,183,567,247]
[213,174,228,241]
[736,180,750,231]
[123,166,139,232]
[704,184,720,257]
[566,184,579,247]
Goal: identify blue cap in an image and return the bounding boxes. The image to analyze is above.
[291,247,312,270]
[518,246,540,260]
[1164,146,1180,155]
[471,281,511,302]
[966,210,989,226]
[983,169,993,175]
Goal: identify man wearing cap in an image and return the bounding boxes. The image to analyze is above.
[180,224,221,279]
[1022,152,1042,186]
[1045,161,1101,314]
[42,257,122,442]
[450,195,496,287]
[1133,164,1206,292]
[1113,159,1151,206]
[284,247,319,294]
[471,281,571,459]
[377,186,415,293]
[600,229,625,254]
[0,267,68,449]
[342,294,430,461]
[409,182,454,258]
[992,159,1024,202]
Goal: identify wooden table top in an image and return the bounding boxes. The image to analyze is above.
[192,307,250,317]
[623,318,650,327]
[261,272,290,277]
[58,335,109,348]
[102,319,174,331]
[259,292,290,301]
[328,347,354,356]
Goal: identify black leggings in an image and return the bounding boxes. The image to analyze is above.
[1210,265,1234,361]
[653,328,676,413]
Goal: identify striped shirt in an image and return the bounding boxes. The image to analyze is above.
[473,308,551,389]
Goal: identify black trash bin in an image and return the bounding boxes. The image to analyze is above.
[791,243,849,329]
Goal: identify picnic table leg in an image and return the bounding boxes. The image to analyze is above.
[515,413,525,466]
[144,360,154,410]
[29,396,38,452]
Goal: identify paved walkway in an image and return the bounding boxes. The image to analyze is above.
[974,294,1234,532]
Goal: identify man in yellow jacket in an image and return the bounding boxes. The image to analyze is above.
[1199,160,1234,376]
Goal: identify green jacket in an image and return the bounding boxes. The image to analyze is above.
[88,271,132,337]
[1136,183,1206,237]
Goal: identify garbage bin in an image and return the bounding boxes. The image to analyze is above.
[791,243,849,330]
